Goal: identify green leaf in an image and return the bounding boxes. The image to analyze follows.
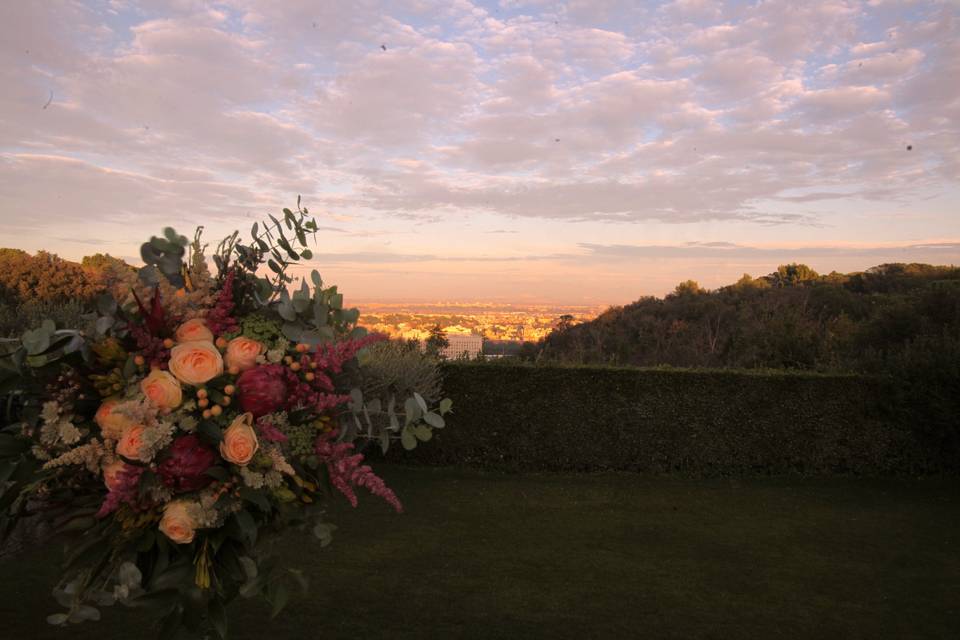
[95,316,115,335]
[310,270,322,287]
[413,392,428,412]
[269,581,290,618]
[423,412,445,429]
[46,613,68,626]
[196,421,223,445]
[0,434,28,456]
[312,521,337,547]
[233,510,258,546]
[157,605,183,640]
[96,294,118,317]
[209,598,227,639]
[413,424,433,442]
[281,322,303,342]
[204,466,230,481]
[401,426,417,450]
[278,301,297,322]
[329,293,343,310]
[239,486,271,512]
[439,398,453,415]
[267,259,282,274]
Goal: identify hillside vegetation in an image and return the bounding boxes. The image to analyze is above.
[538,262,960,372]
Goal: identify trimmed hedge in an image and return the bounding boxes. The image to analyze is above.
[386,362,942,475]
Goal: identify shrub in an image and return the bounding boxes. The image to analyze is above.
[388,362,944,475]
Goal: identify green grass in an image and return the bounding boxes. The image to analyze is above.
[2,465,958,639]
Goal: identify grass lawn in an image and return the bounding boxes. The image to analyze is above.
[2,465,958,639]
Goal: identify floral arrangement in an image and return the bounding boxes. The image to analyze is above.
[0,201,451,638]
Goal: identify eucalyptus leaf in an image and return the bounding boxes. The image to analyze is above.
[413,392,428,412]
[423,412,445,429]
[400,426,417,450]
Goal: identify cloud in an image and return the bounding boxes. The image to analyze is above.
[0,0,958,303]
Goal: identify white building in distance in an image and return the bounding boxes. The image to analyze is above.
[440,333,483,359]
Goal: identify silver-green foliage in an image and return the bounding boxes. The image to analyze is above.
[358,341,442,404]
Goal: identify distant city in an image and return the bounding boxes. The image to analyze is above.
[353,301,606,345]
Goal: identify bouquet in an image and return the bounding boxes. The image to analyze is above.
[0,201,451,637]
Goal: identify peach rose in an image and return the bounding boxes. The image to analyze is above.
[220,412,259,466]
[224,337,265,372]
[175,318,214,343]
[102,460,126,491]
[94,399,136,440]
[159,500,198,544]
[116,425,146,462]
[168,341,224,385]
[140,369,182,412]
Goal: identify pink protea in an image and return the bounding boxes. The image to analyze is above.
[96,464,145,518]
[237,364,288,417]
[157,435,215,493]
[314,429,403,513]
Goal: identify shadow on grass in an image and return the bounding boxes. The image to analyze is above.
[2,465,958,639]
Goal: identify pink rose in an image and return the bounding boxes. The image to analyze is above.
[220,413,259,466]
[102,460,127,491]
[168,341,224,385]
[95,399,136,440]
[140,369,182,412]
[175,318,214,343]
[225,337,265,372]
[159,500,198,544]
[116,425,147,462]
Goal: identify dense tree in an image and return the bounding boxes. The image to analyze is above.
[538,263,960,372]
[0,249,103,304]
[424,324,450,358]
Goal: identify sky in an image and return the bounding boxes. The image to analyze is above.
[1,0,958,305]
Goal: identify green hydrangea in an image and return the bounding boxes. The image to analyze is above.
[285,423,316,458]
[237,314,284,347]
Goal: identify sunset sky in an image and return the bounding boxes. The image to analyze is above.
[1,0,958,305]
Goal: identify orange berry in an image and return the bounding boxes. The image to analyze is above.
[224,385,235,395]
[216,337,228,349]
[175,288,187,298]
[221,396,231,406]
[290,362,301,372]
[309,362,317,369]
[163,338,174,349]
[202,409,212,419]
[284,355,294,364]
[197,389,208,399]
[228,365,240,376]
[296,343,309,353]
[305,372,315,382]
[133,355,145,366]
[210,405,223,417]
[198,398,209,408]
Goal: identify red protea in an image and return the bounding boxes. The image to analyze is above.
[158,435,216,493]
[237,364,288,417]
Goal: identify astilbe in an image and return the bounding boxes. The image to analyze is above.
[314,429,402,513]
[96,464,145,518]
[255,416,288,443]
[205,269,239,336]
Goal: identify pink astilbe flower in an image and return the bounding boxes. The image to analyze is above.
[96,464,145,518]
[314,429,403,513]
[206,269,239,336]
[309,333,386,376]
[255,416,288,443]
